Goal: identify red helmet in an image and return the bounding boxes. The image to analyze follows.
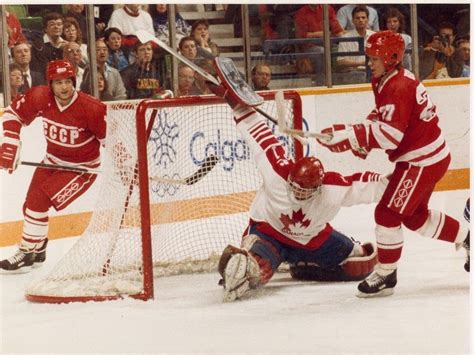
[288,157,324,200]
[365,31,405,70]
[46,60,76,87]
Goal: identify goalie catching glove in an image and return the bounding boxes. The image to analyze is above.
[209,57,264,109]
[0,133,21,174]
[317,123,371,159]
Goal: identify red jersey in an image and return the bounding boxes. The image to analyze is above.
[3,86,106,167]
[366,68,449,166]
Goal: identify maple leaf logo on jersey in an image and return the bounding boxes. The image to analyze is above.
[279,208,311,234]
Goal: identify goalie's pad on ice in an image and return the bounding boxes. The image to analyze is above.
[289,242,377,282]
[218,245,260,302]
[213,57,264,107]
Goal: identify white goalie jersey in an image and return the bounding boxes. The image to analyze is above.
[235,108,387,250]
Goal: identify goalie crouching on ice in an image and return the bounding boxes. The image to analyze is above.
[208,58,385,302]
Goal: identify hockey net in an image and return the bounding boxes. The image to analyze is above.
[25,91,303,303]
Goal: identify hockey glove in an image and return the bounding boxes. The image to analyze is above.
[317,124,370,159]
[0,133,21,174]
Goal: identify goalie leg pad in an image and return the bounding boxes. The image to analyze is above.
[289,243,377,282]
[341,242,378,280]
[218,245,260,302]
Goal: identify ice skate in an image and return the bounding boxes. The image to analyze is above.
[0,246,35,273]
[357,265,397,298]
[33,238,48,268]
[462,232,469,272]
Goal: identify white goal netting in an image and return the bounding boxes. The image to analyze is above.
[25,93,301,302]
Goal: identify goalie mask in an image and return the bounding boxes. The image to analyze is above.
[365,31,405,71]
[287,157,325,201]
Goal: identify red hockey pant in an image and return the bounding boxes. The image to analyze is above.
[21,166,97,246]
[374,155,461,264]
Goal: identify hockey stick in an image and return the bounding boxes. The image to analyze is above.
[149,154,219,185]
[135,30,330,141]
[275,90,311,146]
[20,161,102,174]
[21,155,218,186]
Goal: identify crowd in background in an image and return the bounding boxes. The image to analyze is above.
[2,3,470,105]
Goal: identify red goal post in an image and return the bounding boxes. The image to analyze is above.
[25,91,304,303]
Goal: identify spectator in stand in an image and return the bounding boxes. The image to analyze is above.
[447,37,470,78]
[62,41,85,90]
[64,4,88,42]
[189,59,215,95]
[9,63,24,101]
[149,4,191,46]
[337,4,379,31]
[103,27,131,71]
[30,12,67,75]
[11,43,45,93]
[419,22,457,80]
[382,7,412,70]
[107,4,154,54]
[6,10,27,51]
[176,65,195,97]
[81,68,107,101]
[179,36,198,61]
[258,5,301,57]
[120,41,166,99]
[251,63,272,91]
[63,17,88,67]
[294,5,344,86]
[81,38,127,101]
[191,19,220,58]
[336,6,375,83]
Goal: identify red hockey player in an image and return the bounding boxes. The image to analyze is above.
[317,31,470,297]
[0,59,106,273]
[206,58,384,302]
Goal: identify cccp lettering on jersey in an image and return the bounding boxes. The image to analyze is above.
[43,120,80,145]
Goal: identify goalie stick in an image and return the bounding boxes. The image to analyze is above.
[134,30,330,142]
[20,155,219,186]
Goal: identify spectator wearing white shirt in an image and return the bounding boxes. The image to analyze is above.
[337,4,379,31]
[107,4,154,53]
[337,6,375,71]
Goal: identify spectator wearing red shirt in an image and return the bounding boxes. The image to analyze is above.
[7,11,27,49]
[294,5,343,85]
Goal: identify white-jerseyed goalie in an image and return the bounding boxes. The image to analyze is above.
[209,57,385,302]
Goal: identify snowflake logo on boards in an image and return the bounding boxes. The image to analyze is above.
[279,208,311,234]
[149,110,179,169]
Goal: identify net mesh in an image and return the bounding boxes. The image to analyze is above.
[25,94,299,301]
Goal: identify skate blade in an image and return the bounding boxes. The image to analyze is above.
[356,288,394,298]
[32,262,44,269]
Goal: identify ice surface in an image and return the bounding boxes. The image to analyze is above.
[0,190,471,354]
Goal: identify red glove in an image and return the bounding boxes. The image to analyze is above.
[317,124,370,159]
[0,134,21,174]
